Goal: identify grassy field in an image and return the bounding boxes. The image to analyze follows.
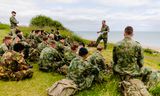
[0,26,160,96]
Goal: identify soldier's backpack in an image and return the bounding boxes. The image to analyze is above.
[120,79,151,96]
[47,79,78,96]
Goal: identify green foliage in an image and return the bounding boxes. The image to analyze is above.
[144,48,159,54]
[150,84,160,96]
[30,15,64,29]
[0,24,9,30]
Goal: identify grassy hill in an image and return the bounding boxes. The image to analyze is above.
[0,24,160,96]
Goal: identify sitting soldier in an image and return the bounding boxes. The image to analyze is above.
[57,43,79,75]
[37,37,49,52]
[0,43,33,81]
[67,47,99,90]
[113,26,143,80]
[87,45,106,71]
[0,36,13,56]
[39,41,63,72]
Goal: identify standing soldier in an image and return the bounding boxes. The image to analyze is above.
[96,20,109,49]
[96,20,110,49]
[10,11,19,37]
[113,26,143,80]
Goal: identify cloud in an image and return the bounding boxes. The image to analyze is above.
[93,0,151,6]
[44,0,80,4]
[0,0,160,31]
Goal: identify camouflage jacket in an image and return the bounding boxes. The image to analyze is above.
[64,48,77,65]
[0,43,10,56]
[10,16,18,29]
[40,47,62,62]
[113,37,144,76]
[37,41,49,52]
[87,51,106,70]
[100,25,109,38]
[1,50,28,72]
[67,56,98,87]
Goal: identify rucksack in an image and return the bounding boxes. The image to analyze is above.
[47,79,78,96]
[120,79,151,96]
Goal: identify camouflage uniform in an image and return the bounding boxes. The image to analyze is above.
[64,48,77,66]
[67,56,99,90]
[28,48,40,62]
[0,43,11,56]
[87,51,106,71]
[39,47,63,72]
[37,41,49,52]
[33,35,42,48]
[96,25,109,49]
[10,16,18,37]
[113,37,143,78]
[0,51,33,81]
[141,68,160,88]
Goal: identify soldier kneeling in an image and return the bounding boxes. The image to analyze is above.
[0,43,33,81]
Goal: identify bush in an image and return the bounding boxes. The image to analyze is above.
[144,48,159,54]
[30,15,64,29]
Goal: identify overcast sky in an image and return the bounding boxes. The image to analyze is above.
[0,0,160,31]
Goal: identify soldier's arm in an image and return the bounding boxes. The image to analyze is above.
[113,46,118,66]
[137,46,144,68]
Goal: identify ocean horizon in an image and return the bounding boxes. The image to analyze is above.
[74,31,160,48]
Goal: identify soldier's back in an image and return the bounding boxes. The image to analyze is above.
[113,37,143,75]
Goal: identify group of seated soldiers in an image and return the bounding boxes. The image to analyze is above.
[0,28,106,90]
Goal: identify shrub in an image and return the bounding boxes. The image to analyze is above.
[144,48,159,54]
[30,15,64,29]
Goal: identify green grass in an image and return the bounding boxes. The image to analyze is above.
[0,25,160,96]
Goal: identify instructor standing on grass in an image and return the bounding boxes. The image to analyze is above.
[10,11,19,37]
[95,20,110,49]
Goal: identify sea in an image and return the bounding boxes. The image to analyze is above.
[74,31,160,48]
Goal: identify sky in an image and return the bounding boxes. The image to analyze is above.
[0,0,160,31]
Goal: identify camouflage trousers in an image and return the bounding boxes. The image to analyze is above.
[10,28,17,38]
[77,75,94,90]
[0,69,33,81]
[96,34,108,49]
[39,60,64,72]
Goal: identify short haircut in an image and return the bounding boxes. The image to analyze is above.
[102,20,106,23]
[60,37,65,40]
[13,43,24,52]
[79,42,85,47]
[50,41,56,45]
[125,26,133,35]
[79,47,88,57]
[41,30,44,33]
[15,29,21,34]
[11,11,16,14]
[71,43,78,51]
[3,36,12,42]
[35,30,40,34]
[43,37,48,41]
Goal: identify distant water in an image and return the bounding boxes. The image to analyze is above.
[74,31,160,48]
